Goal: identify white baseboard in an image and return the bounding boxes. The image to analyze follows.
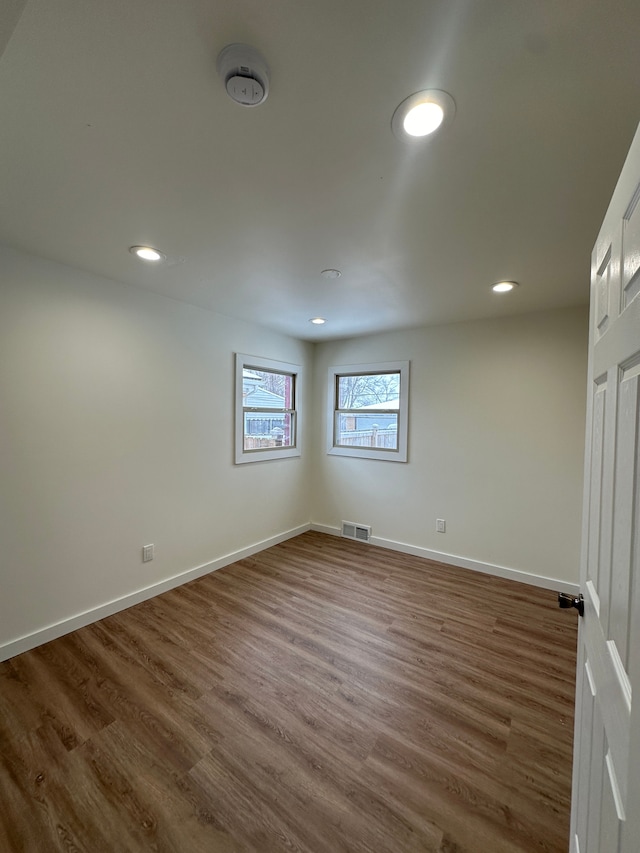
[1,521,579,662]
[0,523,311,663]
[310,523,580,595]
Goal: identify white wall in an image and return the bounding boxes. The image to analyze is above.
[0,248,588,657]
[311,307,588,586]
[0,246,313,655]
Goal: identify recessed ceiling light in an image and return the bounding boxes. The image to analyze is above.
[403,102,444,137]
[492,281,519,293]
[320,269,342,279]
[392,90,455,142]
[310,317,326,325]
[129,245,166,262]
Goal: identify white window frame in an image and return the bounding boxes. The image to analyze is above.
[327,360,409,462]
[235,353,302,464]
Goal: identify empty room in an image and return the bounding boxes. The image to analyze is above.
[1,2,640,852]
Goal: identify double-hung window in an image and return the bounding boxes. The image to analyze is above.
[235,353,301,464]
[327,361,409,461]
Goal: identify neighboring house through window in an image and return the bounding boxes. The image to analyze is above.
[235,354,301,464]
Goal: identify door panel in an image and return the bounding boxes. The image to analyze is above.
[571,123,640,853]
[622,186,640,307]
[600,747,621,849]
[586,379,606,591]
[610,363,639,661]
[575,659,594,846]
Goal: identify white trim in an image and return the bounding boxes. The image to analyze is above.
[2,522,579,663]
[0,523,310,663]
[235,353,302,464]
[326,360,409,462]
[310,523,580,593]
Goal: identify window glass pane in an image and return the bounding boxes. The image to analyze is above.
[236,353,301,464]
[328,360,408,462]
[243,368,293,410]
[337,372,400,409]
[244,412,294,450]
[335,411,399,450]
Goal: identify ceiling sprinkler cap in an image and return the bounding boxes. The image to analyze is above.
[216,43,270,107]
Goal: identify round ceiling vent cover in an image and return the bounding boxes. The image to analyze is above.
[216,43,270,107]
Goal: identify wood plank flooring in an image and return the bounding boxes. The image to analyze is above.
[0,531,578,852]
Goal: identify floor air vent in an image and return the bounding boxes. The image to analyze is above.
[341,521,372,542]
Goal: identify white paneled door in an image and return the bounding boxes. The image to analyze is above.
[570,122,640,853]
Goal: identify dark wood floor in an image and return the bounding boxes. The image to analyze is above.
[0,531,578,853]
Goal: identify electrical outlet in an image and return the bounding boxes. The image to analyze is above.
[142,544,154,562]
[436,519,446,534]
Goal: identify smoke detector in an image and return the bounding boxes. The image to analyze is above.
[216,43,270,107]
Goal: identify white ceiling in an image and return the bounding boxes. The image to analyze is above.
[1,0,639,341]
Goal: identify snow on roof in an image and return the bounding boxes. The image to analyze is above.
[356,399,400,410]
